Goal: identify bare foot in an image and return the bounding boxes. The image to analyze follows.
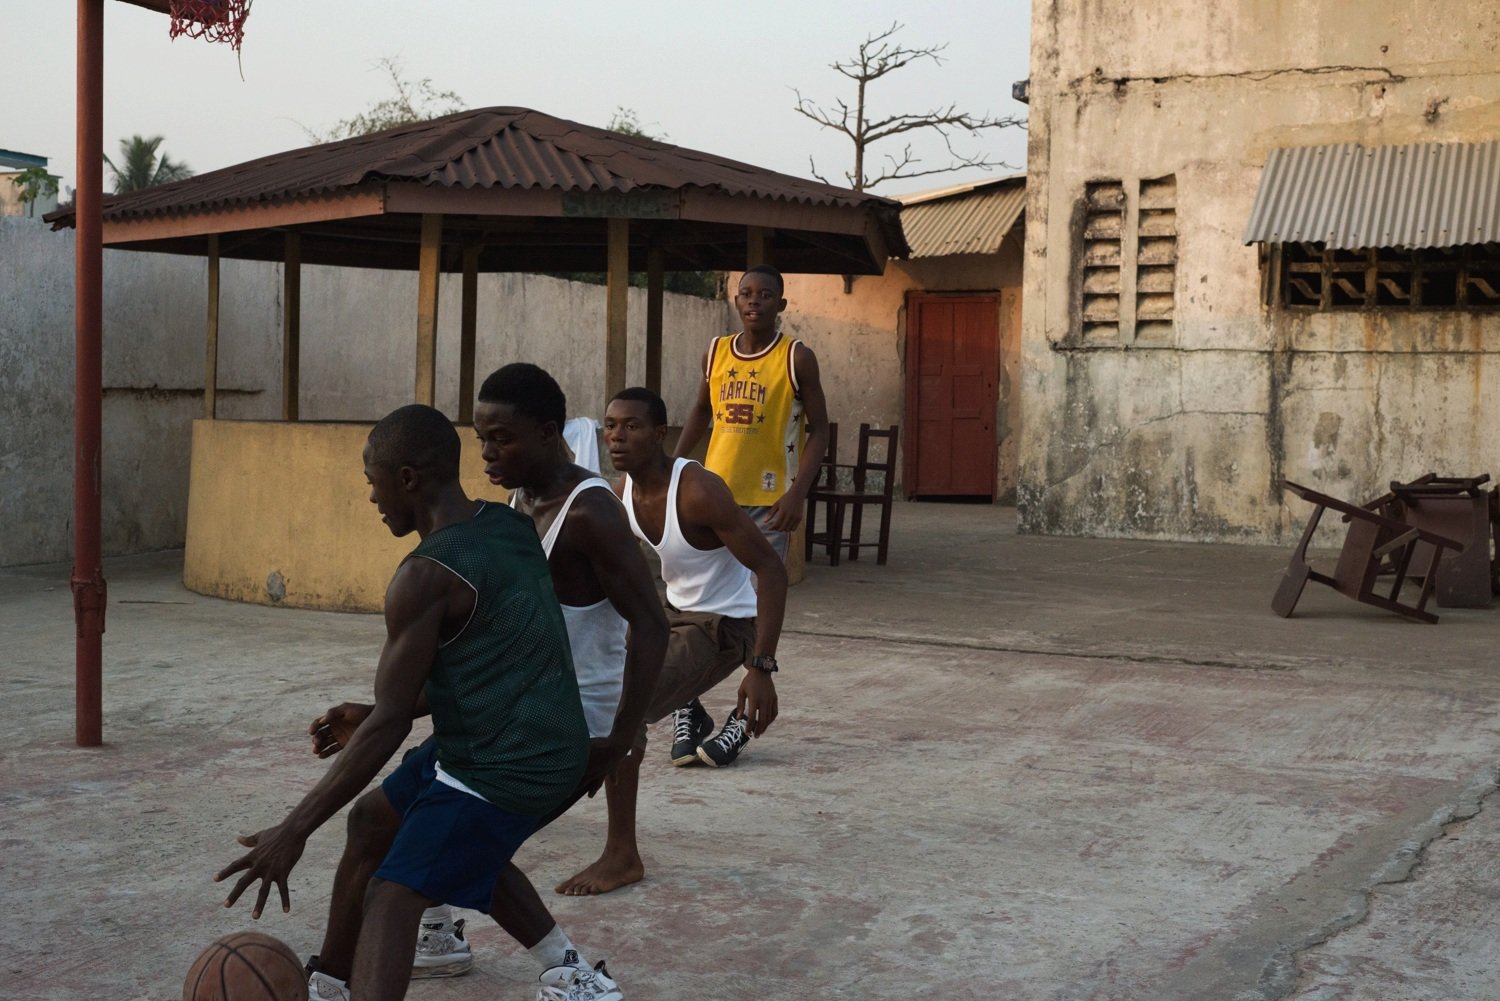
[555,852,645,896]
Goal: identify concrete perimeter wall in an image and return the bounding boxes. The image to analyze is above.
[1,216,731,567]
[1021,0,1500,543]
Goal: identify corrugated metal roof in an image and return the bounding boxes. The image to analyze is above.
[1243,140,1500,249]
[74,106,900,223]
[896,176,1025,258]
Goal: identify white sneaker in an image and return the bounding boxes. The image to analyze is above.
[307,969,350,1001]
[411,914,473,978]
[537,955,624,1001]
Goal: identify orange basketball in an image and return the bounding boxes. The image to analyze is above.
[182,931,306,1001]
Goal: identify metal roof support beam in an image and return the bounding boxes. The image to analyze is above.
[458,244,480,423]
[645,247,664,394]
[415,214,442,408]
[204,234,219,419]
[605,218,629,402]
[282,233,301,421]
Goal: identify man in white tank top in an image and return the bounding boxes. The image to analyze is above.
[548,386,787,898]
[395,364,668,998]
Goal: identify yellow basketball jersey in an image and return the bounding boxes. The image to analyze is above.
[703,332,806,506]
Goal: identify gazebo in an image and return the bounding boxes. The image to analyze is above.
[50,107,907,612]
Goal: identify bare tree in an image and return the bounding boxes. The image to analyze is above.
[793,22,1023,192]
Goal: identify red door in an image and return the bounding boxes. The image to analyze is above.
[904,292,999,498]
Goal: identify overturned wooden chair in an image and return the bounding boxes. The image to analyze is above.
[805,423,898,566]
[1272,480,1462,623]
[1381,474,1498,608]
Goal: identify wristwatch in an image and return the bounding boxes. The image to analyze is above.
[749,654,779,674]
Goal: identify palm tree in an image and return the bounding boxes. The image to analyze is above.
[103,135,194,193]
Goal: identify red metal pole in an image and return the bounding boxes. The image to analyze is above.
[73,0,106,747]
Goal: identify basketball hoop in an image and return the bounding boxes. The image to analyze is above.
[168,0,252,52]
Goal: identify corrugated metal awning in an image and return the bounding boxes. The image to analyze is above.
[1243,140,1500,249]
[898,176,1025,258]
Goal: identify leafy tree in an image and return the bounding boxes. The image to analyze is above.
[103,135,193,193]
[793,22,1023,192]
[11,166,59,208]
[305,56,465,141]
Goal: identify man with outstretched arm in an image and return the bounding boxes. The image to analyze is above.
[214,405,617,1001]
[556,386,786,896]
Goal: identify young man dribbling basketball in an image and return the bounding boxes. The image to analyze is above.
[213,405,619,1001]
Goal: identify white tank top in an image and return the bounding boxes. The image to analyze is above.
[512,478,626,738]
[623,458,758,619]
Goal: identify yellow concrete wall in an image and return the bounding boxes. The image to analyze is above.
[184,420,504,612]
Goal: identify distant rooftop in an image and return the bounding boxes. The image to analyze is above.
[0,149,50,171]
[895,174,1025,259]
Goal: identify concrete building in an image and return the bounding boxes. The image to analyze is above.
[0,150,61,219]
[1020,1,1500,542]
[773,176,1026,500]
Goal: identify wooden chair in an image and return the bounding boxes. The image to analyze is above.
[1382,474,1497,608]
[806,423,898,566]
[1272,480,1462,623]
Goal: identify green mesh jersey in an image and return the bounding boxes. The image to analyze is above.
[408,502,588,816]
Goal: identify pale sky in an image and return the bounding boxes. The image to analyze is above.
[3,0,1031,200]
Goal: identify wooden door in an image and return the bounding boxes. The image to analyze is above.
[904,292,1000,498]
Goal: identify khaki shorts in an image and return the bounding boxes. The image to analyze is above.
[634,607,755,753]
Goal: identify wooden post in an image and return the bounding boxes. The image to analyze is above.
[645,246,664,394]
[747,225,770,268]
[458,244,480,423]
[204,234,220,419]
[416,214,442,407]
[282,232,301,422]
[605,217,629,401]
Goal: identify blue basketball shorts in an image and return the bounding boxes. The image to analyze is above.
[375,737,538,913]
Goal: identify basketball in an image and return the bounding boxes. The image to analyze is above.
[182,931,306,1001]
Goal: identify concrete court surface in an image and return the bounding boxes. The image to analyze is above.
[3,500,1499,1001]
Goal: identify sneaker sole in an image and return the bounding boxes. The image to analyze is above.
[410,957,473,979]
[670,750,702,766]
[695,747,735,767]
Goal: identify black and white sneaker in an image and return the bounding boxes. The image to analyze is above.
[696,713,751,767]
[669,699,714,766]
[411,911,472,979]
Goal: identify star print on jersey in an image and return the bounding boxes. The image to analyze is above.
[715,364,769,426]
